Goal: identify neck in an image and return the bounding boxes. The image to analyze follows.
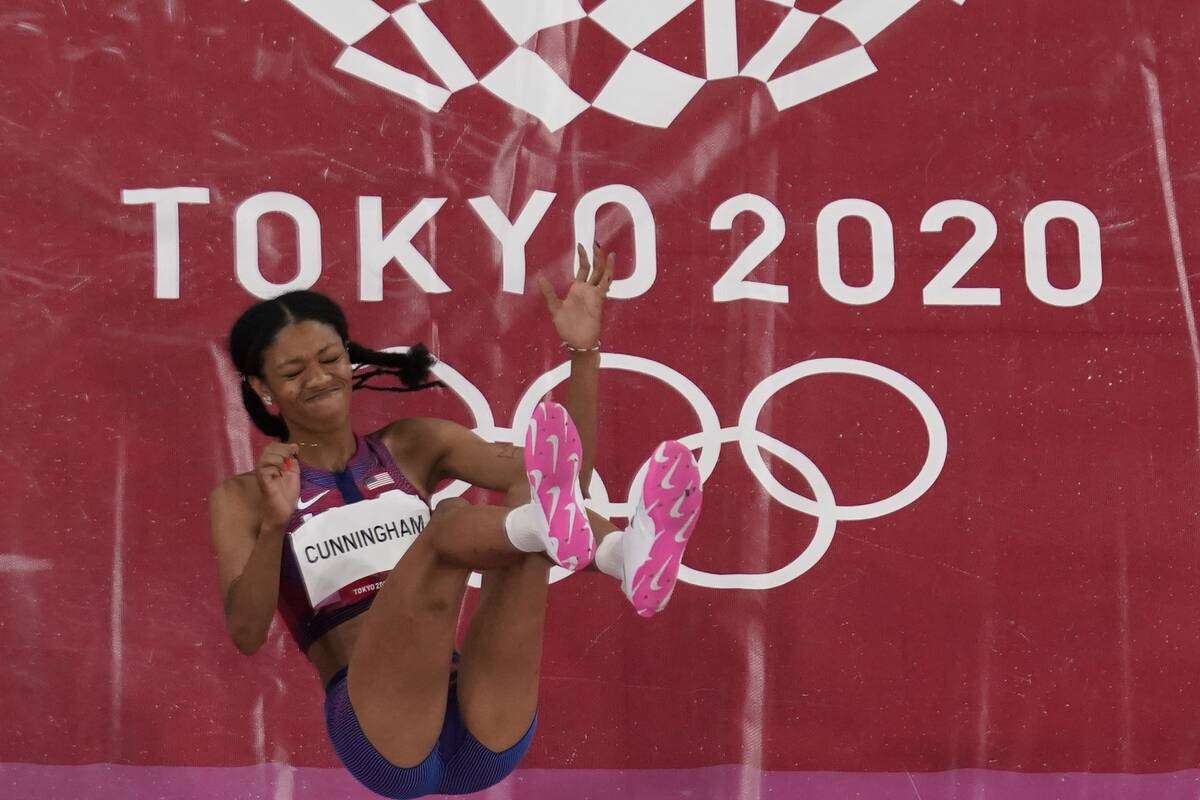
[288,426,357,472]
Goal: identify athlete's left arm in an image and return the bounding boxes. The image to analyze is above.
[419,419,528,494]
[538,243,613,497]
[387,245,613,498]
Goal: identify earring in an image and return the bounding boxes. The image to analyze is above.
[262,395,273,406]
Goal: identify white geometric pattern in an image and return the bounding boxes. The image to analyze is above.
[592,52,707,130]
[281,0,966,130]
[480,48,590,131]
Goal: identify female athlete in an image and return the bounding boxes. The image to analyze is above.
[208,246,704,799]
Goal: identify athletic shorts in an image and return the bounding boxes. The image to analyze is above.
[323,667,537,799]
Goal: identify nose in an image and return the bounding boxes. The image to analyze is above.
[302,361,334,387]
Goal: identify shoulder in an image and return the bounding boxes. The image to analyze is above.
[373,417,481,493]
[374,417,469,457]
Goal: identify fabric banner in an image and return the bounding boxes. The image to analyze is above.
[3,1,1199,797]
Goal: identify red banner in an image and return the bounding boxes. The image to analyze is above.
[3,0,1199,797]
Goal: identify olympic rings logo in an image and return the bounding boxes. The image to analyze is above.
[387,349,948,591]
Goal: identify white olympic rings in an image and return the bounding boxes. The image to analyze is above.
[380,349,947,591]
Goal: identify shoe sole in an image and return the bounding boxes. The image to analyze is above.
[524,401,595,571]
[627,440,703,617]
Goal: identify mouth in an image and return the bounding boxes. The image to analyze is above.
[304,385,345,404]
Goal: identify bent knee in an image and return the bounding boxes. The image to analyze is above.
[432,497,470,518]
[421,498,473,556]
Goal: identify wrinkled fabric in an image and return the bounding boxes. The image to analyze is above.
[2,1,1199,798]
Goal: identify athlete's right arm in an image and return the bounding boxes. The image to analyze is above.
[209,443,300,656]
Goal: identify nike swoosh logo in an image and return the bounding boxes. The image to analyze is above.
[669,492,688,519]
[674,508,699,543]
[296,490,330,510]
[547,434,560,469]
[660,457,681,490]
[649,556,674,592]
[652,444,670,464]
[564,502,576,543]
[569,454,582,491]
[546,485,562,523]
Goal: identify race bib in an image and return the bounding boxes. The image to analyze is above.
[290,490,430,607]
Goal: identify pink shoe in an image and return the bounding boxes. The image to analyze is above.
[623,441,703,617]
[524,401,595,571]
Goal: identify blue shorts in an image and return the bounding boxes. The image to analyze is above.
[324,668,536,799]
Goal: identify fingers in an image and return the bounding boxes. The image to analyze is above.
[599,254,614,294]
[258,442,298,465]
[567,242,614,291]
[257,443,298,479]
[575,243,590,284]
[590,243,604,285]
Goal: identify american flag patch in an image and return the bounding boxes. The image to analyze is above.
[364,472,394,490]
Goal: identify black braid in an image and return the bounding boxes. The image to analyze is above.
[346,341,445,393]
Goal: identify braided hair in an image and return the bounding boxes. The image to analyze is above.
[227,290,441,440]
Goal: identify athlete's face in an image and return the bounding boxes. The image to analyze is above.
[251,320,353,432]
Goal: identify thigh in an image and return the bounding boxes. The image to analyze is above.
[348,522,470,768]
[325,670,446,799]
[454,555,551,752]
[437,679,538,796]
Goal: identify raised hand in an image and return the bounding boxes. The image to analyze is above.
[255,442,301,529]
[537,243,614,350]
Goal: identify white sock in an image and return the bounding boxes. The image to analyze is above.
[504,503,547,553]
[594,531,626,580]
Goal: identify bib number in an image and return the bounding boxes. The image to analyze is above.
[289,490,430,607]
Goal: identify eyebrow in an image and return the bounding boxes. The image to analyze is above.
[275,342,341,369]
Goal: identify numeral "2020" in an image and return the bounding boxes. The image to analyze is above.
[712,196,1102,308]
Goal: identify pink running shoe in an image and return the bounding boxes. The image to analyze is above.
[623,441,703,617]
[524,401,595,571]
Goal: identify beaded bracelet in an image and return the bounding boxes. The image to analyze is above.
[562,341,601,353]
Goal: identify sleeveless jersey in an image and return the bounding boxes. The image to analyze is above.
[277,434,430,652]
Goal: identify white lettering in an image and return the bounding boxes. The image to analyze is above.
[234,192,322,299]
[816,198,895,305]
[469,190,556,294]
[1024,201,1103,307]
[121,187,211,299]
[573,185,657,299]
[711,194,788,304]
[358,196,449,300]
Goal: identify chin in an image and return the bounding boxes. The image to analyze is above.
[302,388,351,423]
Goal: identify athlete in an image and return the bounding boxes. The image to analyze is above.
[208,245,704,799]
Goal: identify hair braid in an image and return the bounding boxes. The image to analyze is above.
[346,341,445,393]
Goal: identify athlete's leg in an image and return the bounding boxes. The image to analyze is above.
[347,498,533,767]
[450,469,700,753]
[451,412,618,752]
[451,513,635,754]
[454,554,552,751]
[348,404,601,767]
